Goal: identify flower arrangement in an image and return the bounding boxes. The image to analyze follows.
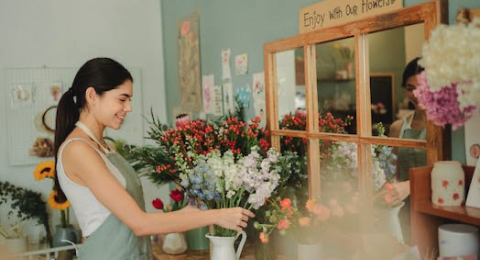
[415,18,480,129]
[174,146,281,237]
[255,195,360,245]
[152,188,187,213]
[33,161,71,228]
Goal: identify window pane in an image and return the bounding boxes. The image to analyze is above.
[368,23,427,141]
[275,47,307,125]
[316,37,357,135]
[319,139,360,233]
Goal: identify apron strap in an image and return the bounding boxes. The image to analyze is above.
[76,121,111,154]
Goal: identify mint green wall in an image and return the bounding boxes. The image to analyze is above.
[160,0,480,164]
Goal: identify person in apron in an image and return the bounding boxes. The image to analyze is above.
[53,58,254,259]
[385,57,427,245]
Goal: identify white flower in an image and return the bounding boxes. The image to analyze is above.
[420,18,480,107]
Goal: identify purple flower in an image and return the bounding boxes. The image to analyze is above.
[414,72,477,130]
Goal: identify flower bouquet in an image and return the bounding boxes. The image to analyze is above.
[175,145,281,237]
[415,18,480,129]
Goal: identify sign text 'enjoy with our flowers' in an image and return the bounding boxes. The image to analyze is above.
[299,0,403,34]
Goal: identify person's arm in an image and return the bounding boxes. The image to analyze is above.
[63,141,253,236]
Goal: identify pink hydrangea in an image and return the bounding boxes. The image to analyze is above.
[414,72,477,130]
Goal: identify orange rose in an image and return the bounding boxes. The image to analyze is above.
[298,217,311,227]
[314,204,330,221]
[306,199,316,213]
[259,232,269,243]
[279,198,292,209]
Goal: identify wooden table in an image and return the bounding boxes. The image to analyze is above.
[152,242,291,260]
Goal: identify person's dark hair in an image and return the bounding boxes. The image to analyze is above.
[53,57,133,203]
[402,57,424,88]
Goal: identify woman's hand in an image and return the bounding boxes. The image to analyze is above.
[376,181,410,207]
[215,207,255,232]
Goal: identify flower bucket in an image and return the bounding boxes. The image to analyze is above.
[206,231,246,260]
[185,226,209,250]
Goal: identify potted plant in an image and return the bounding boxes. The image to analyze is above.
[0,181,53,250]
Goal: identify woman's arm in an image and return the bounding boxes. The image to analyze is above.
[63,141,253,236]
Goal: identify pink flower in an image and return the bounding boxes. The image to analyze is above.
[278,219,291,230]
[313,204,330,221]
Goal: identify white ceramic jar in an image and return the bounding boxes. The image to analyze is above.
[438,224,479,257]
[431,161,465,206]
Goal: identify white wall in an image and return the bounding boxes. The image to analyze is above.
[0,0,169,238]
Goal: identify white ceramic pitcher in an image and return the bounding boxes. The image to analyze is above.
[206,231,246,260]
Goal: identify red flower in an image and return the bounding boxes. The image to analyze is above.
[453,193,460,201]
[152,198,164,210]
[169,189,183,203]
[437,198,444,204]
[442,180,449,188]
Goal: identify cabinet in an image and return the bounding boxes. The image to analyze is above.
[410,165,479,256]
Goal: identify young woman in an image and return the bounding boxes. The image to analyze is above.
[386,57,426,244]
[54,58,254,259]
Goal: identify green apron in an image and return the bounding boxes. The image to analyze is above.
[76,122,152,260]
[396,116,426,245]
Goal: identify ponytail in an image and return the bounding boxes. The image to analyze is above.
[53,89,79,203]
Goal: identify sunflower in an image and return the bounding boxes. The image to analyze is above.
[47,190,70,210]
[33,161,55,180]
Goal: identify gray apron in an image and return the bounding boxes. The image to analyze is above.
[396,118,426,245]
[76,122,152,260]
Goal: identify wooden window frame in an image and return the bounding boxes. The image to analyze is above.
[264,0,449,200]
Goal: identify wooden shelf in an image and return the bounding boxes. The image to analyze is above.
[410,165,478,257]
[415,202,480,227]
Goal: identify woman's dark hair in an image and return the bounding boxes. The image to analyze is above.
[402,57,424,88]
[53,57,133,203]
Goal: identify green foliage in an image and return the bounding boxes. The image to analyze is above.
[0,182,52,246]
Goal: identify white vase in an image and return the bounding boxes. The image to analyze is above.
[376,202,405,244]
[206,231,246,260]
[162,232,187,254]
[431,161,465,206]
[297,242,322,260]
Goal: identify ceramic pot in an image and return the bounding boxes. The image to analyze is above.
[162,232,187,254]
[431,161,465,206]
[206,231,246,260]
[438,224,479,257]
[297,241,322,260]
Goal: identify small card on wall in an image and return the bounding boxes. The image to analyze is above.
[466,158,480,209]
[221,49,231,80]
[202,74,214,114]
[236,87,250,107]
[235,54,248,75]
